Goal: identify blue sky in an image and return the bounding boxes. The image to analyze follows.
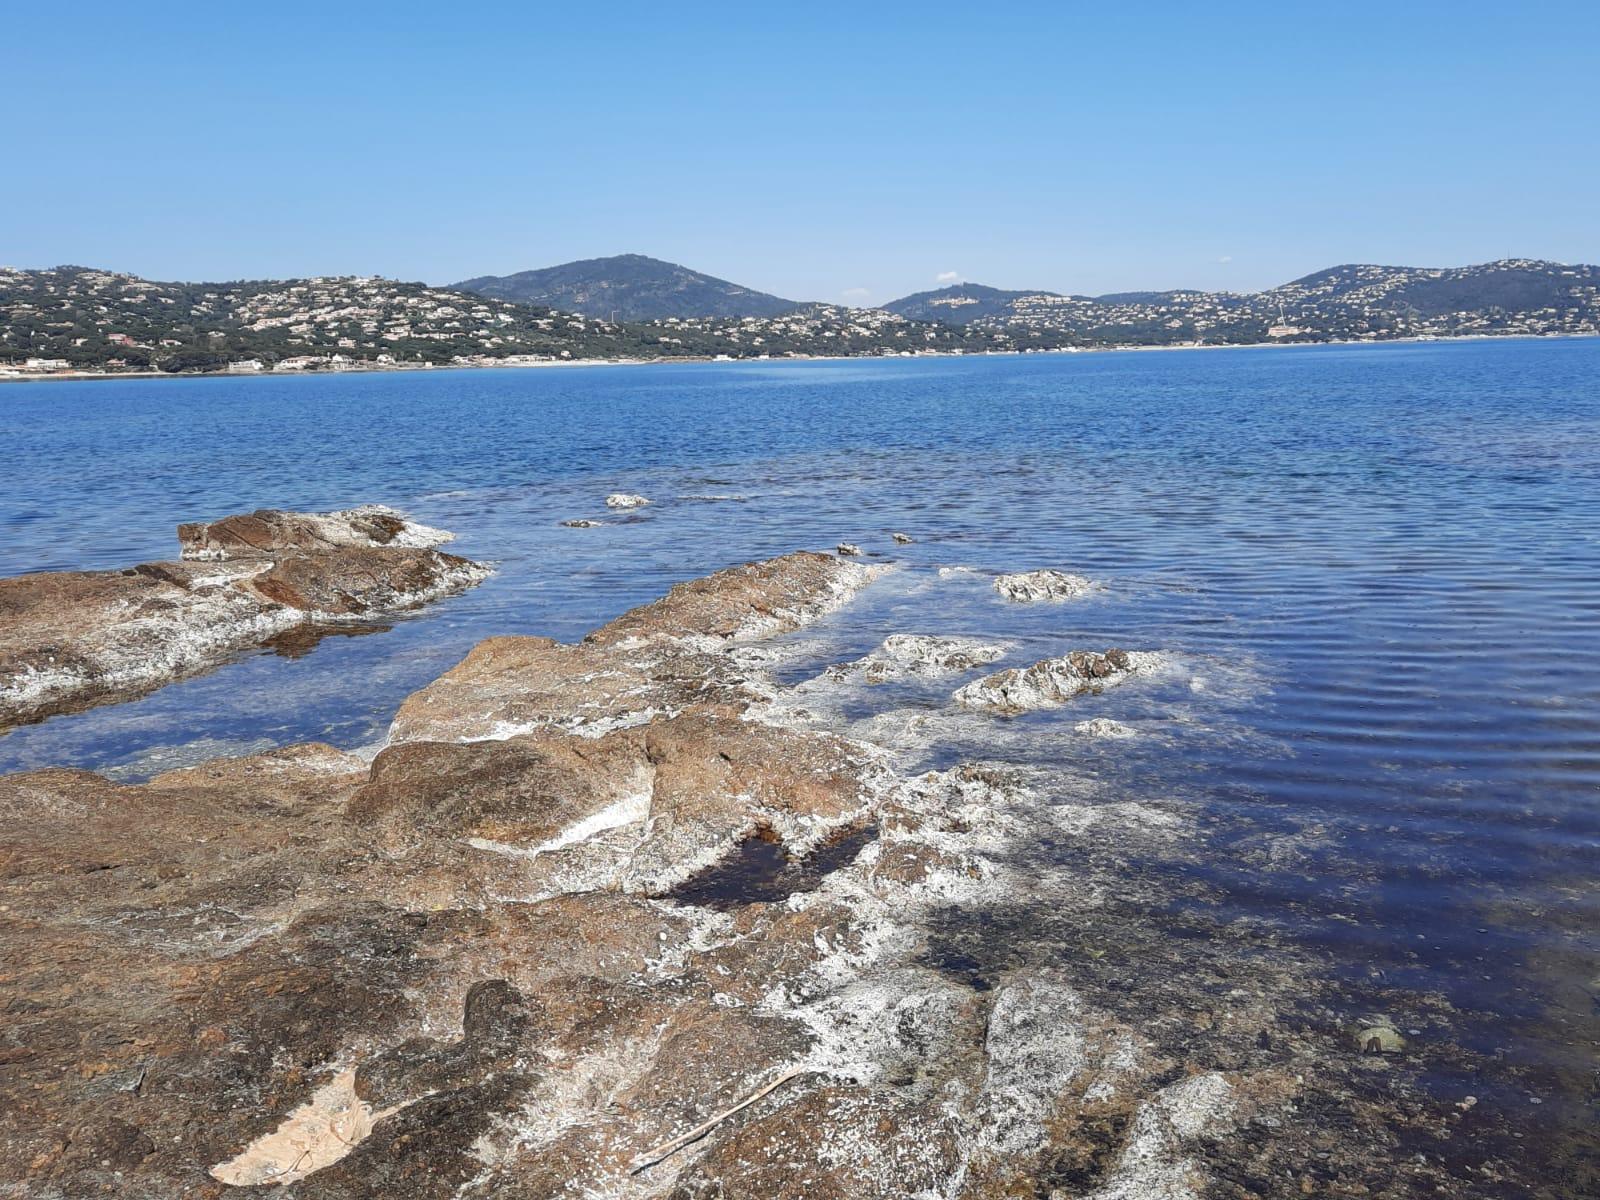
[5,2,1596,302]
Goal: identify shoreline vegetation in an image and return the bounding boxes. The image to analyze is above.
[4,329,1596,385]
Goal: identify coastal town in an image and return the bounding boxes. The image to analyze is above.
[2,258,1598,378]
[898,259,1600,346]
[0,267,982,377]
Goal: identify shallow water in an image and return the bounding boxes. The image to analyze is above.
[3,339,1598,1192]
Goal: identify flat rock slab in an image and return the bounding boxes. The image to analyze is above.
[0,506,488,728]
[388,552,881,745]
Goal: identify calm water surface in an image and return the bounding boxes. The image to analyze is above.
[3,340,1597,1193]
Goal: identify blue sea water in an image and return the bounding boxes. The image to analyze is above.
[3,339,1598,1189]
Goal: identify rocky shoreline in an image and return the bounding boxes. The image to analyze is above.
[0,549,1516,1198]
[0,507,489,728]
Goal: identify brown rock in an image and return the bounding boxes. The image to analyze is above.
[247,547,482,614]
[386,635,671,744]
[587,551,877,646]
[348,731,647,851]
[0,508,486,727]
[387,552,877,745]
[177,505,440,561]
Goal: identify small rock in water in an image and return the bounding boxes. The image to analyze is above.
[561,518,604,528]
[892,532,915,544]
[828,633,1009,683]
[1,506,488,727]
[993,569,1093,602]
[605,493,650,509]
[836,543,862,557]
[956,648,1157,714]
[1074,717,1136,739]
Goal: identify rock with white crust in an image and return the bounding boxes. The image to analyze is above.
[955,649,1159,714]
[992,569,1093,603]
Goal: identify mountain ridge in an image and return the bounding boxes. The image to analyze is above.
[878,259,1600,344]
[453,253,801,321]
[3,258,1597,376]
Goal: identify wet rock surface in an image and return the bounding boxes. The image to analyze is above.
[0,507,488,728]
[955,649,1160,714]
[0,553,1549,1199]
[177,505,453,560]
[1074,717,1137,740]
[826,633,1010,684]
[993,569,1094,602]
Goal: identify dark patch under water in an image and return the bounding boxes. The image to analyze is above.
[261,620,393,659]
[667,825,878,910]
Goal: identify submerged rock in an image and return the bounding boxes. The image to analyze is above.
[561,518,604,528]
[1074,717,1137,739]
[605,492,651,509]
[955,649,1158,714]
[0,507,488,727]
[828,633,1009,684]
[993,568,1093,602]
[836,542,863,556]
[892,532,915,544]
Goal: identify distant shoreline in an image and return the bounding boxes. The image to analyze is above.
[3,330,1595,385]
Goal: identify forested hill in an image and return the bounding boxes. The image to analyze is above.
[453,254,800,320]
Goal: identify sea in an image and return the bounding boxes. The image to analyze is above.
[3,338,1596,1194]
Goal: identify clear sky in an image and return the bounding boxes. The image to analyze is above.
[5,1,1596,303]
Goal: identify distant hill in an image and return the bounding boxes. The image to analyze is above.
[453,254,801,321]
[882,260,1600,345]
[1266,260,1599,318]
[883,283,1079,324]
